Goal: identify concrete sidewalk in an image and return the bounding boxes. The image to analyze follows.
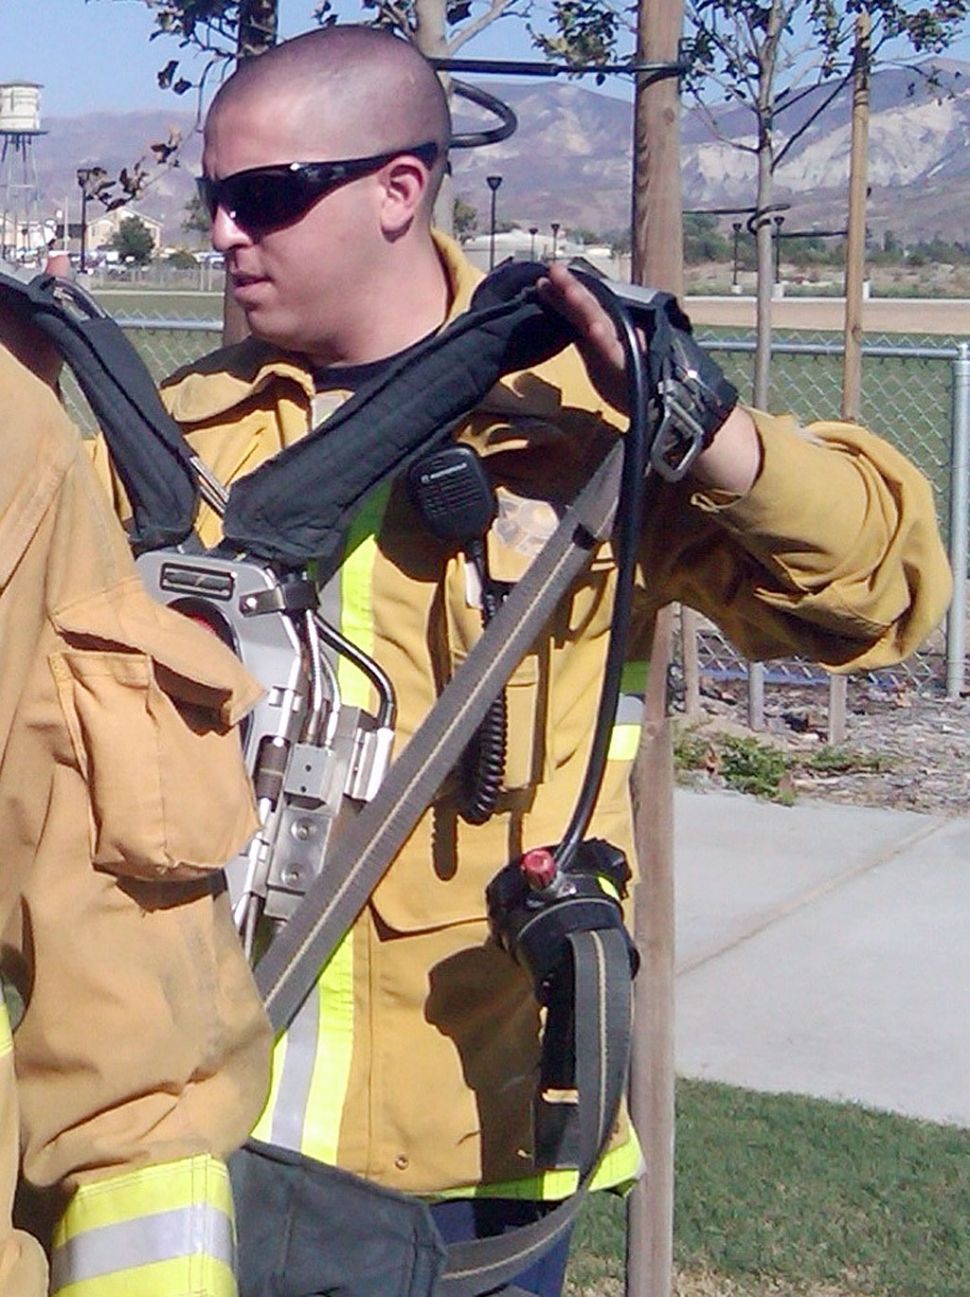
[672,789,970,1128]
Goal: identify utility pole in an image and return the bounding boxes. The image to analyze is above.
[627,0,683,1294]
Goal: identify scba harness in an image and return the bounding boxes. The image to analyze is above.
[0,260,736,1295]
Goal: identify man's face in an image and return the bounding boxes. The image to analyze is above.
[202,91,385,364]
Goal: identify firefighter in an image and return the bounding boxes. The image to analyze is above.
[0,272,272,1296]
[103,25,950,1296]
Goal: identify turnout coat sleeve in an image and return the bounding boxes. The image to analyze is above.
[149,234,950,1196]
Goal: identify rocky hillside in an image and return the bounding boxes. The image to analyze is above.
[20,56,970,247]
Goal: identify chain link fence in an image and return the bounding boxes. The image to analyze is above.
[693,329,965,699]
[65,311,967,705]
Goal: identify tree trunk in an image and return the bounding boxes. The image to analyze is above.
[413,0,455,237]
[627,4,682,1294]
[752,140,774,411]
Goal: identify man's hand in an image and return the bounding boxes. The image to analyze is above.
[536,261,762,496]
[536,261,630,412]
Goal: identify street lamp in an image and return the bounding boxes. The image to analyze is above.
[76,167,95,273]
[550,221,560,261]
[732,221,742,289]
[485,174,502,271]
[529,226,538,260]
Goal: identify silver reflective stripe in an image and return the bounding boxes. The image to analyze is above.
[613,689,644,727]
[268,979,320,1149]
[49,1203,233,1289]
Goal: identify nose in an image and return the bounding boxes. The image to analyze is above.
[209,203,253,252]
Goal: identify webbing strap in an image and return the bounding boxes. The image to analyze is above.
[253,439,623,1029]
[437,927,632,1295]
[0,270,200,551]
[251,443,631,1294]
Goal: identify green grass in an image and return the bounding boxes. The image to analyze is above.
[567,1079,970,1296]
[673,727,893,805]
[90,288,224,321]
[699,331,955,514]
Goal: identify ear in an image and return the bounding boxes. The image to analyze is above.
[378,155,430,236]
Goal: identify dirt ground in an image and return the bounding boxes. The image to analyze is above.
[684,292,970,336]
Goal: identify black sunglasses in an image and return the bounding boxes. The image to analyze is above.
[196,142,440,236]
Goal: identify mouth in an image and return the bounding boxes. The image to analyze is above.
[229,268,271,301]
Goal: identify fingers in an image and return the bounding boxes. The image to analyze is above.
[537,263,622,359]
[44,251,73,278]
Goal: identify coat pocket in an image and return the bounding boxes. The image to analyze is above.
[50,581,261,882]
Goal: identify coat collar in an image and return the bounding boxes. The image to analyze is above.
[163,232,481,426]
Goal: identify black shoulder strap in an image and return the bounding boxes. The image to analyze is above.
[219,263,578,568]
[0,269,201,552]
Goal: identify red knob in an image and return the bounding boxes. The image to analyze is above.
[519,847,558,890]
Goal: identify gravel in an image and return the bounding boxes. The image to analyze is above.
[671,677,970,818]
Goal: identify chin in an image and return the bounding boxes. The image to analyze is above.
[243,312,299,353]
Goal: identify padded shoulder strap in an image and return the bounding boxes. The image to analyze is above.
[221,262,576,568]
[0,270,200,552]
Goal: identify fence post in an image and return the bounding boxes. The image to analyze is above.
[946,342,970,698]
[680,605,701,717]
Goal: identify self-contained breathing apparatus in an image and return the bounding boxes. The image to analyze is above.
[0,258,737,1295]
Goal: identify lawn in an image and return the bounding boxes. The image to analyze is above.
[565,1079,970,1297]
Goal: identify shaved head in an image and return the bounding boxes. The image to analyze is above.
[211,26,450,203]
[202,25,453,364]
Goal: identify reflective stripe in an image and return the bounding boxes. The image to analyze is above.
[434,1129,645,1202]
[253,933,355,1162]
[607,660,648,760]
[50,1207,234,1293]
[338,484,389,704]
[260,972,320,1150]
[608,723,641,761]
[50,1256,235,1297]
[0,1001,11,1056]
[50,1155,235,1296]
[254,485,389,1161]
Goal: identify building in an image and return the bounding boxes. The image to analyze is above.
[460,227,625,279]
[84,207,163,260]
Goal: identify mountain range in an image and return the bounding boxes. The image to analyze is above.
[13,56,970,249]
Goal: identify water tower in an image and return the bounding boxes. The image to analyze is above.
[0,82,46,262]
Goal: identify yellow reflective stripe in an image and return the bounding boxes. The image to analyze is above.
[50,1254,235,1297]
[433,1128,644,1201]
[300,932,355,1161]
[607,723,640,761]
[290,487,387,1154]
[50,1156,235,1296]
[338,483,389,706]
[252,933,355,1162]
[0,1001,11,1056]
[251,1021,290,1145]
[253,493,384,1159]
[619,659,648,696]
[608,660,648,760]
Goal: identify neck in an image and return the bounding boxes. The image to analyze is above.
[307,232,450,368]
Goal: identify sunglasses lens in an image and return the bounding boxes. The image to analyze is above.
[233,171,312,232]
[196,177,218,223]
[197,171,314,234]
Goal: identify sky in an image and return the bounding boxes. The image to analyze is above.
[2,0,615,119]
[4,1,970,120]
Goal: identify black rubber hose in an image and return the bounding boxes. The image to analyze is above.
[458,541,508,824]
